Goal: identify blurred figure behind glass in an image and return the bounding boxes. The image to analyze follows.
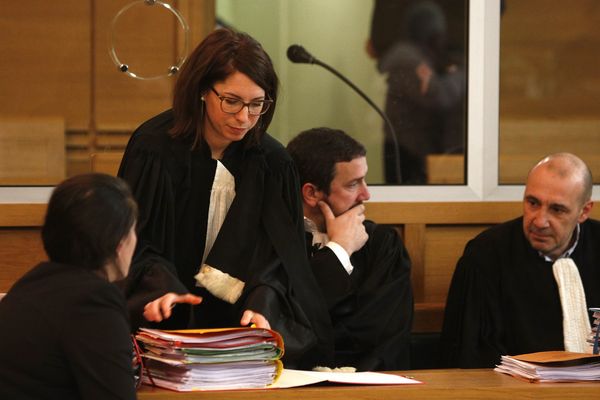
[368,0,467,184]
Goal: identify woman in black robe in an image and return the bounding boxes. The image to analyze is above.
[117,28,333,368]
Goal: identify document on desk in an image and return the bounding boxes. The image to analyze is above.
[270,369,422,388]
[494,351,600,382]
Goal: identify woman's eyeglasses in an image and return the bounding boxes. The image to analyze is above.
[211,88,272,116]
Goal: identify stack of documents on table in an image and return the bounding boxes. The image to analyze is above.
[494,351,600,382]
[135,327,284,391]
[588,307,600,354]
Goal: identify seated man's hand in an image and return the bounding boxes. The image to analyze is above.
[143,293,202,322]
[319,201,368,256]
[240,309,271,329]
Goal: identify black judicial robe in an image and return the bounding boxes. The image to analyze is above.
[0,262,135,400]
[441,217,600,368]
[117,109,333,368]
[308,221,413,370]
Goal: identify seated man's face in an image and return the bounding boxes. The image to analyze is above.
[322,156,370,216]
[522,165,590,260]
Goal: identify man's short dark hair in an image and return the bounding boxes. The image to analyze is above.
[287,127,366,194]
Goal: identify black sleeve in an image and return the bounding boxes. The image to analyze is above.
[63,286,136,400]
[310,247,354,310]
[361,224,414,370]
[440,237,506,368]
[244,148,334,368]
[117,129,188,330]
[327,222,414,371]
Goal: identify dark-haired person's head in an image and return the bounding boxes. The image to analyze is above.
[287,127,367,195]
[287,128,370,231]
[41,173,138,282]
[170,28,279,151]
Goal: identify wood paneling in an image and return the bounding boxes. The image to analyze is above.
[0,228,44,292]
[365,202,523,224]
[3,201,599,332]
[0,118,66,185]
[0,0,91,129]
[403,224,426,303]
[499,0,600,118]
[423,225,488,303]
[94,0,176,131]
[90,151,124,175]
[0,1,215,183]
[0,204,46,226]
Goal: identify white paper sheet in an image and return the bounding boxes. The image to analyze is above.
[269,369,422,388]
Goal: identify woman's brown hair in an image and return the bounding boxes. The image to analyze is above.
[170,28,279,149]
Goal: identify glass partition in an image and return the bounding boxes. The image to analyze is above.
[217,0,469,185]
[9,2,596,203]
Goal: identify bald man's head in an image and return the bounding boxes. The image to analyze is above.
[523,153,594,260]
[528,153,592,206]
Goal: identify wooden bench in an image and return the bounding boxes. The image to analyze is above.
[3,202,599,335]
[0,202,521,332]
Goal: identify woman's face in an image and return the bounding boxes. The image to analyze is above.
[202,71,266,158]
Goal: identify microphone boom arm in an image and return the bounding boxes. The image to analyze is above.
[310,58,402,183]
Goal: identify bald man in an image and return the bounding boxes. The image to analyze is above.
[441,153,600,368]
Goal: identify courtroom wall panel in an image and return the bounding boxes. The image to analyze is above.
[0,229,44,292]
[0,1,215,183]
[3,202,599,333]
[0,0,91,129]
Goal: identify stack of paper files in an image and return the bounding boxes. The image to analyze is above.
[494,351,600,382]
[135,327,284,391]
[588,307,600,354]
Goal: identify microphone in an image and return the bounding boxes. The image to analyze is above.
[286,44,402,183]
[286,45,316,64]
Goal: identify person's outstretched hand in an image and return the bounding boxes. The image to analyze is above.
[143,293,202,322]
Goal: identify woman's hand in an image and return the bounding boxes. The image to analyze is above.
[240,309,271,329]
[143,293,202,322]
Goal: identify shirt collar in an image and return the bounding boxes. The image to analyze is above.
[539,223,580,262]
[304,217,329,249]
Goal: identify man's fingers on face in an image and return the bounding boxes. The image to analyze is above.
[318,201,335,220]
[346,203,365,217]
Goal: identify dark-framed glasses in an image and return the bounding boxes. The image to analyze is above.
[211,87,272,116]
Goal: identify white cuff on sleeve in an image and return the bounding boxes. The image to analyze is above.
[325,241,354,275]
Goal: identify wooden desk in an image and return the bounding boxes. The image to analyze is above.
[138,368,600,399]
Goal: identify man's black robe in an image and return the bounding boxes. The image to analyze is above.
[117,109,333,368]
[441,217,600,368]
[308,221,413,370]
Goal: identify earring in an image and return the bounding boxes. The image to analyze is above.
[201,96,205,101]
